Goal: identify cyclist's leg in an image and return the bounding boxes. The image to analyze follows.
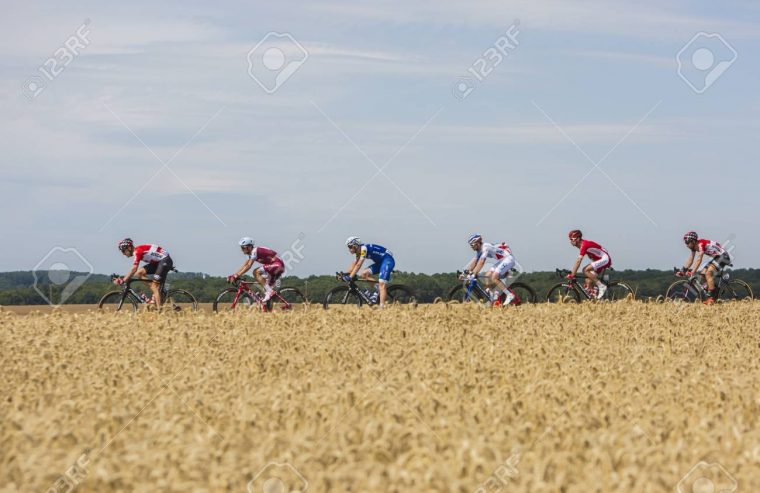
[582,264,596,291]
[150,257,173,306]
[704,262,719,297]
[377,256,394,307]
[261,262,284,300]
[490,256,515,301]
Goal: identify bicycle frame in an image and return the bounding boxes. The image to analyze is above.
[335,273,378,305]
[229,279,295,311]
[555,269,608,300]
[674,267,729,297]
[457,270,517,302]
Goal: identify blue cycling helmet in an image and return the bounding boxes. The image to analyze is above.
[468,234,482,246]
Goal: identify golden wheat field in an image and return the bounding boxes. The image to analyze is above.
[2,302,760,493]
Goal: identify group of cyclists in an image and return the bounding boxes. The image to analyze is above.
[113,229,732,308]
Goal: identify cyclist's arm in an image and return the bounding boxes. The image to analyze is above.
[470,257,487,276]
[569,255,583,277]
[682,251,696,272]
[122,264,139,283]
[464,257,477,272]
[347,257,364,278]
[691,252,704,275]
[233,258,254,278]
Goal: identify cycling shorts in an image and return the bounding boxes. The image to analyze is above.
[143,256,174,283]
[489,255,516,278]
[369,255,395,283]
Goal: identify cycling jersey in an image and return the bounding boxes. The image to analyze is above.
[359,244,392,263]
[578,240,609,262]
[132,244,169,267]
[476,242,512,261]
[696,239,726,257]
[249,246,280,265]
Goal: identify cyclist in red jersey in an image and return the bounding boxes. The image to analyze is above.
[227,237,285,301]
[116,238,173,307]
[679,231,731,304]
[567,230,611,299]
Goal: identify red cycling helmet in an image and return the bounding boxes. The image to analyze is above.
[568,230,582,240]
[683,231,698,244]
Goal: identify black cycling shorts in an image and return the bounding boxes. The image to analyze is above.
[143,256,174,283]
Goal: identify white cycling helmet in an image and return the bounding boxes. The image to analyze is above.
[238,237,254,247]
[345,236,361,248]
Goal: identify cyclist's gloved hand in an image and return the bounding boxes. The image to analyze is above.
[686,271,694,278]
[466,273,476,281]
[342,274,352,282]
[566,273,575,280]
[114,277,124,285]
[227,274,239,283]
[676,270,686,277]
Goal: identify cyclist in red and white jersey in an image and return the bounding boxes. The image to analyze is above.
[567,230,611,299]
[464,234,519,306]
[116,238,173,307]
[679,231,732,304]
[227,237,285,302]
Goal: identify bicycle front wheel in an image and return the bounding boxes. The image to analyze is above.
[665,280,701,302]
[718,280,754,301]
[270,287,308,311]
[213,288,256,312]
[323,286,363,309]
[546,283,581,303]
[605,282,636,301]
[507,282,536,304]
[386,285,417,306]
[165,289,198,312]
[447,284,489,304]
[98,291,138,313]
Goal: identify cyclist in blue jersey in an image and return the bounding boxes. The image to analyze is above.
[344,236,395,308]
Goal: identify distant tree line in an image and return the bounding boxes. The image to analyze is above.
[2,269,759,305]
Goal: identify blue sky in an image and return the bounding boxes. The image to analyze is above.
[1,1,758,277]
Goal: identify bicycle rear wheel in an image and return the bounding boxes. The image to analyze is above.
[165,289,198,312]
[718,280,754,301]
[269,287,308,311]
[98,291,138,313]
[665,280,701,302]
[323,285,363,309]
[507,282,536,304]
[546,283,581,303]
[387,285,416,305]
[604,282,635,301]
[447,284,489,304]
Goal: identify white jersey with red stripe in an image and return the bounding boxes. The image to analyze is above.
[697,239,726,257]
[132,244,169,266]
[477,242,513,261]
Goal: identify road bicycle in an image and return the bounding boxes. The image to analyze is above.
[322,272,416,308]
[447,269,536,305]
[546,268,635,303]
[213,278,308,312]
[665,267,753,302]
[98,270,198,313]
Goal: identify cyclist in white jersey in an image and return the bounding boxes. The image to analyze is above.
[463,234,518,306]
